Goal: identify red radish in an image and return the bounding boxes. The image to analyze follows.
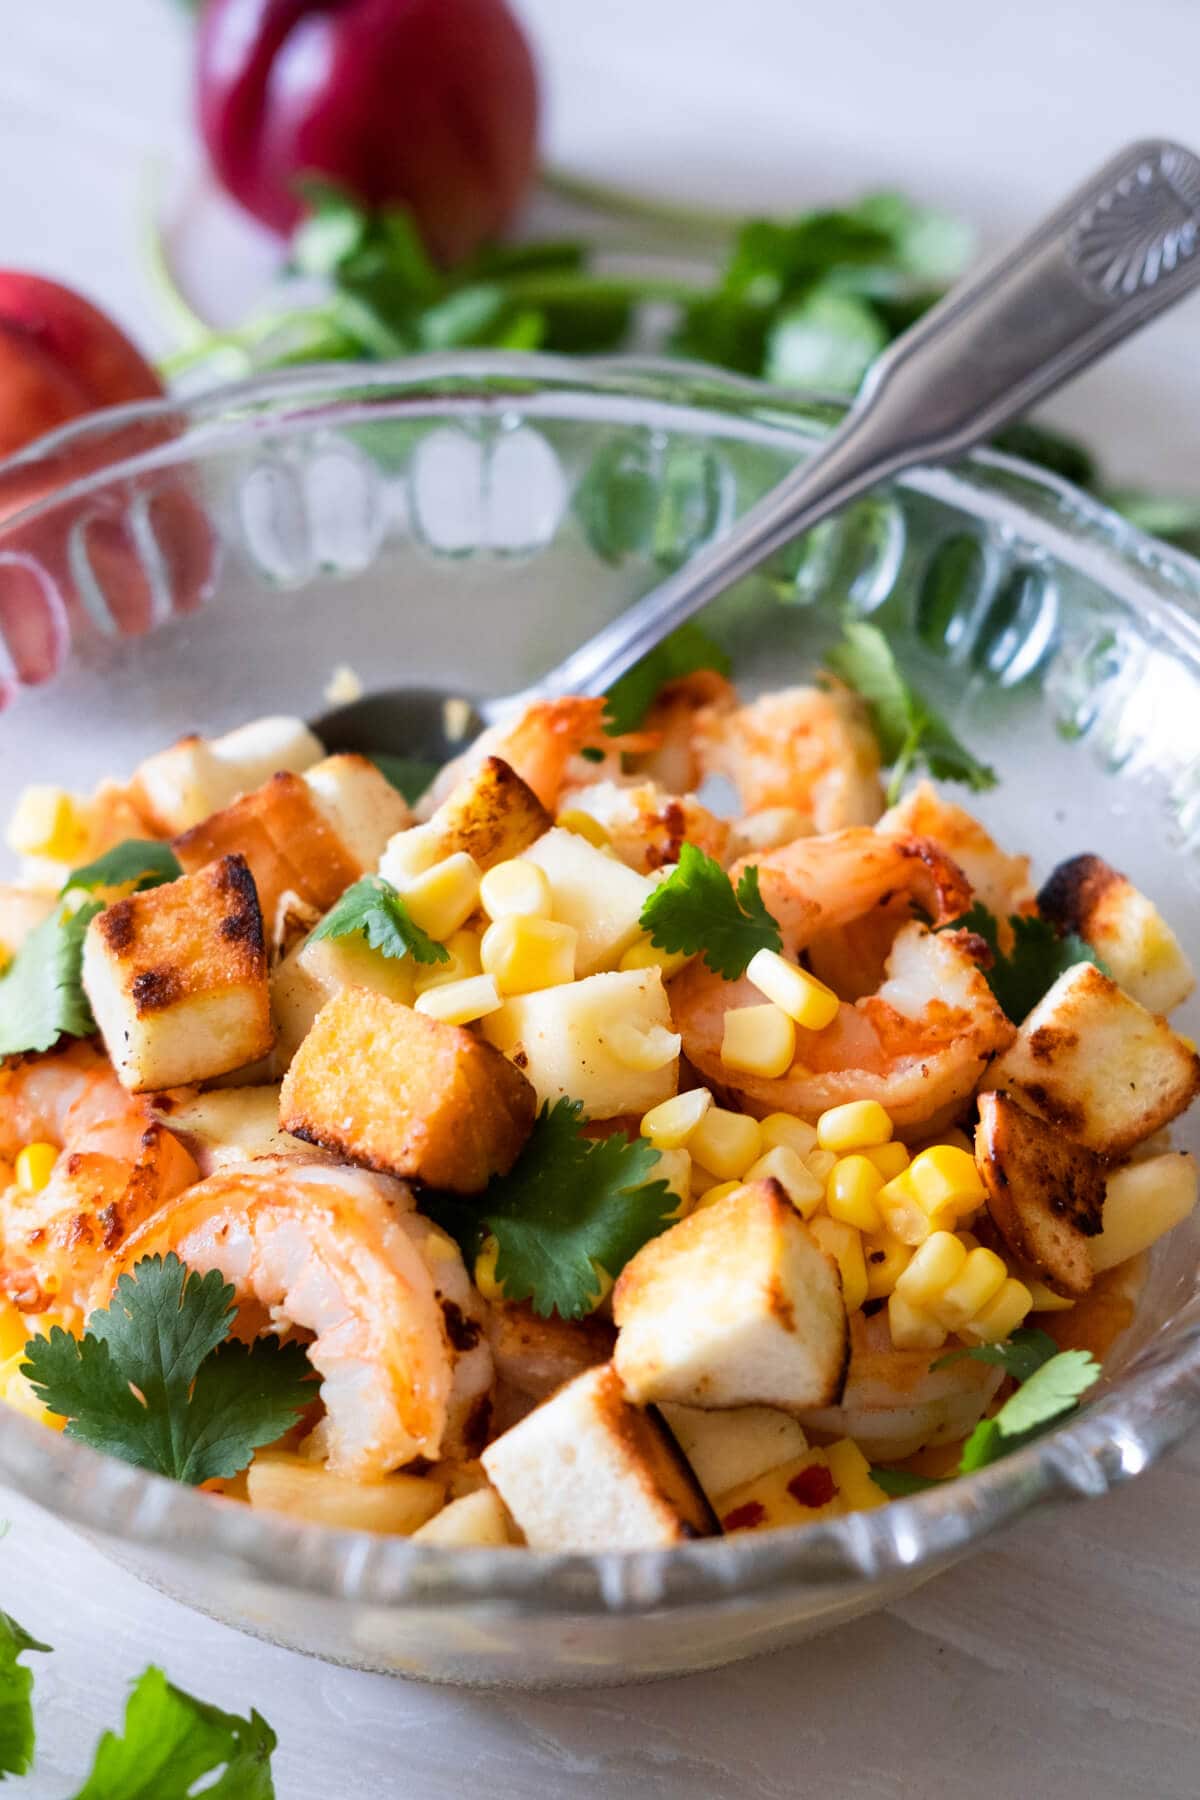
[195,0,540,266]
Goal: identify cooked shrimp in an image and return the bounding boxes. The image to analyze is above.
[879,781,1034,947]
[105,1159,493,1478]
[555,777,731,873]
[694,680,885,828]
[797,1308,1004,1461]
[419,698,611,817]
[633,669,738,793]
[0,1042,199,1321]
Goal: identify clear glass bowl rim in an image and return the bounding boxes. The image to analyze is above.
[1,350,1199,1620]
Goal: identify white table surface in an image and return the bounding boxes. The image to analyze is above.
[5,2,1200,1794]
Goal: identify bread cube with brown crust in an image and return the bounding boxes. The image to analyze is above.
[131,716,325,835]
[983,962,1200,1157]
[975,1090,1106,1297]
[279,986,536,1193]
[480,1364,715,1550]
[1038,853,1195,1014]
[82,854,273,1092]
[613,1180,849,1414]
[380,756,551,887]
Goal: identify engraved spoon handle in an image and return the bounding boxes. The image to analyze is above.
[513,139,1200,712]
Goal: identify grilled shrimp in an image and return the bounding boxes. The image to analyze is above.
[634,669,738,793]
[555,777,731,873]
[105,1159,493,1478]
[419,698,611,817]
[670,830,1014,1135]
[879,782,1034,947]
[0,1042,199,1321]
[798,1308,1004,1461]
[694,681,885,828]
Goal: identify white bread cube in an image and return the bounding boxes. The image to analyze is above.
[411,1486,517,1547]
[82,854,273,1092]
[658,1402,809,1500]
[302,754,411,870]
[1038,854,1195,1014]
[984,962,1200,1156]
[481,1364,714,1550]
[132,716,325,834]
[613,1180,848,1413]
[271,932,417,1067]
[481,967,678,1118]
[520,827,656,975]
[151,1085,310,1174]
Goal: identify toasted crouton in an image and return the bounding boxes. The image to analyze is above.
[150,1085,311,1175]
[612,1180,848,1413]
[279,986,535,1192]
[131,716,325,835]
[975,1091,1106,1297]
[1038,854,1195,1014]
[658,1402,810,1500]
[82,855,273,1092]
[271,932,417,1068]
[424,756,551,870]
[480,1364,715,1550]
[984,962,1200,1156]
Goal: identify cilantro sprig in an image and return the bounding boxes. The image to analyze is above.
[61,839,181,896]
[639,842,782,980]
[0,1611,49,1781]
[427,1099,675,1319]
[72,1666,277,1800]
[825,620,997,803]
[0,899,102,1058]
[948,900,1108,1023]
[22,1255,312,1485]
[309,875,449,966]
[603,623,731,735]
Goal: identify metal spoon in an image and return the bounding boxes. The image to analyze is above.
[316,139,1200,764]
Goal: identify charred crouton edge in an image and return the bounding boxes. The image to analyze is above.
[1038,853,1195,1015]
[422,756,552,870]
[975,1090,1106,1297]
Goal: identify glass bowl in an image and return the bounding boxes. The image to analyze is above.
[1,355,1198,1688]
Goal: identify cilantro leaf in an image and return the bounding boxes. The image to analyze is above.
[933,1325,1060,1385]
[366,754,441,806]
[825,620,997,802]
[0,899,103,1057]
[429,1100,675,1319]
[0,1609,49,1780]
[957,1345,1101,1474]
[639,842,782,979]
[21,1255,311,1485]
[71,1665,276,1800]
[309,875,449,966]
[944,901,1108,1023]
[62,840,181,896]
[604,623,732,735]
[869,1467,941,1498]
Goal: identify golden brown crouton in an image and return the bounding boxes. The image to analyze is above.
[975,1091,1107,1297]
[279,986,535,1193]
[984,962,1200,1156]
[1038,853,1195,1014]
[130,716,325,835]
[424,755,551,870]
[82,855,273,1092]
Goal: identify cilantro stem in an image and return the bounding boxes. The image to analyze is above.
[540,165,745,241]
[501,270,705,308]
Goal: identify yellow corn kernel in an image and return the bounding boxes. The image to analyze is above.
[894,1230,967,1309]
[745,949,840,1030]
[817,1100,893,1153]
[6,786,89,861]
[411,927,483,995]
[960,1277,1034,1344]
[826,1155,885,1232]
[862,1141,911,1181]
[479,859,552,922]
[556,810,611,849]
[619,935,695,979]
[863,1231,913,1300]
[875,1169,934,1246]
[480,915,577,995]
[654,1147,693,1219]
[402,852,482,941]
[414,973,502,1026]
[608,1021,681,1072]
[810,1216,868,1313]
[0,1302,29,1364]
[759,1112,819,1159]
[745,1144,824,1218]
[0,944,10,978]
[15,1143,57,1196]
[805,1147,838,1185]
[0,1357,66,1431]
[1024,1277,1076,1314]
[695,1179,749,1212]
[887,1289,948,1351]
[907,1145,987,1226]
[586,1265,614,1312]
[932,1246,1008,1331]
[690,1108,763,1181]
[641,1088,712,1150]
[474,1235,505,1302]
[720,1003,796,1079]
[825,1438,887,1513]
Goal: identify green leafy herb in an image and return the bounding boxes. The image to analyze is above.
[825,620,997,802]
[22,1255,312,1485]
[308,875,449,966]
[957,1346,1101,1474]
[0,900,103,1057]
[869,1467,941,1498]
[0,1610,49,1781]
[71,1665,276,1800]
[603,623,732,734]
[366,753,441,806]
[62,839,181,896]
[639,841,782,979]
[933,1325,1060,1384]
[946,900,1108,1024]
[426,1100,675,1320]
